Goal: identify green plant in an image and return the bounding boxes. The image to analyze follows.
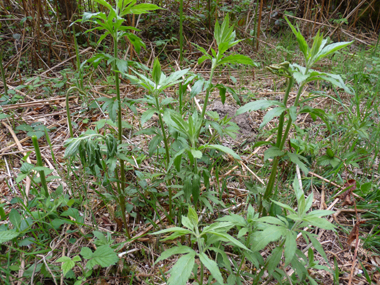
[153,207,249,285]
[67,0,159,237]
[57,238,118,285]
[237,17,353,214]
[219,176,335,284]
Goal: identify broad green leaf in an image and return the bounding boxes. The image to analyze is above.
[115,58,128,73]
[218,54,256,66]
[288,106,297,122]
[141,109,156,125]
[236,100,281,115]
[251,226,284,251]
[125,33,145,54]
[167,252,195,285]
[284,16,309,60]
[152,58,161,85]
[315,41,353,63]
[305,232,329,263]
[198,55,212,64]
[0,230,19,244]
[198,253,224,284]
[122,3,160,15]
[284,231,297,266]
[264,146,284,161]
[260,107,287,129]
[202,222,234,233]
[188,207,198,228]
[302,216,336,230]
[270,199,296,214]
[56,257,76,276]
[191,149,202,159]
[306,210,335,217]
[152,227,193,236]
[287,152,309,175]
[85,245,118,269]
[267,246,283,275]
[181,216,194,231]
[80,247,93,260]
[155,246,195,264]
[199,144,241,160]
[93,0,113,11]
[207,231,249,251]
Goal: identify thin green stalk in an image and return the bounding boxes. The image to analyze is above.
[261,78,294,206]
[66,89,73,138]
[154,94,172,216]
[32,136,49,197]
[114,36,130,239]
[72,25,83,89]
[0,47,8,96]
[198,66,216,138]
[44,128,58,167]
[178,0,184,115]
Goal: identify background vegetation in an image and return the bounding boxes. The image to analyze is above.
[0,0,379,284]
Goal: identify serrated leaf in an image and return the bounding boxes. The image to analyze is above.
[218,54,256,66]
[155,246,195,264]
[264,146,284,161]
[199,144,241,160]
[287,152,309,175]
[0,230,19,244]
[85,245,118,269]
[188,207,198,228]
[207,231,249,250]
[267,246,283,275]
[167,252,195,285]
[141,109,156,125]
[260,107,287,129]
[284,231,297,266]
[198,253,224,284]
[236,100,281,115]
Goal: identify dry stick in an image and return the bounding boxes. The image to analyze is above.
[1,96,75,110]
[2,122,32,199]
[24,47,92,83]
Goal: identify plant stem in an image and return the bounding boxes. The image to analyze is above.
[66,89,74,138]
[154,95,172,216]
[198,65,216,138]
[114,36,129,239]
[32,136,49,197]
[72,25,83,89]
[179,0,183,115]
[0,47,8,96]
[261,77,294,207]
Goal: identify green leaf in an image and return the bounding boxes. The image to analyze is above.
[85,245,118,269]
[284,231,297,266]
[141,109,156,125]
[93,0,113,10]
[0,230,19,244]
[80,247,93,260]
[284,16,309,60]
[264,146,284,161]
[302,216,336,230]
[199,144,241,160]
[260,107,287,129]
[236,100,281,115]
[287,152,309,175]
[198,253,224,284]
[153,227,193,236]
[152,58,161,85]
[188,207,198,228]
[314,41,353,63]
[306,233,329,263]
[207,231,249,251]
[181,216,194,231]
[270,200,296,213]
[123,3,160,15]
[167,252,195,285]
[155,246,195,264]
[218,54,256,66]
[267,246,283,275]
[56,256,76,276]
[251,226,284,251]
